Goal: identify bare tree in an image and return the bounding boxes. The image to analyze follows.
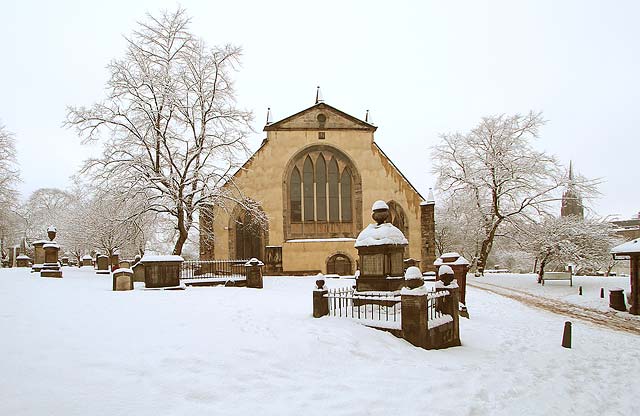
[432,112,598,274]
[17,188,74,243]
[0,122,20,258]
[521,216,621,280]
[65,8,253,255]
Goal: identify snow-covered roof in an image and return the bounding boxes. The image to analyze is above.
[404,266,423,280]
[611,238,640,254]
[372,200,389,211]
[140,255,184,263]
[354,223,408,248]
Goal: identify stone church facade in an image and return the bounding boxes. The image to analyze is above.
[199,100,436,275]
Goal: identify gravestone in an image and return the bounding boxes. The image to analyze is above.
[96,255,110,275]
[41,226,62,278]
[141,255,184,288]
[113,269,134,291]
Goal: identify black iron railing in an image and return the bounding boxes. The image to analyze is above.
[325,287,401,324]
[181,260,249,281]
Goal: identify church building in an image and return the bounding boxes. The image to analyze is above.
[199,92,436,275]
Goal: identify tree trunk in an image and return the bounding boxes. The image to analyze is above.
[172,208,190,256]
[538,258,547,284]
[476,220,502,275]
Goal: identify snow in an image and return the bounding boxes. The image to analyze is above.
[404,266,423,280]
[16,255,30,260]
[112,268,134,274]
[244,258,264,267]
[438,265,454,275]
[427,314,453,329]
[46,225,56,232]
[354,223,408,247]
[371,200,388,210]
[1,267,640,415]
[81,255,93,260]
[31,240,48,245]
[42,243,60,249]
[611,238,640,254]
[140,255,184,262]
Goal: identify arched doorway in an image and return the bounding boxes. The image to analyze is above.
[230,206,267,260]
[326,254,352,275]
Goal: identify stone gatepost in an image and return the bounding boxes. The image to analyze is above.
[113,268,134,291]
[96,255,110,275]
[31,240,47,273]
[313,279,329,318]
[435,265,461,347]
[401,285,429,348]
[244,258,264,289]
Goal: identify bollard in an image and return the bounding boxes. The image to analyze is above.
[562,321,572,348]
[600,288,604,299]
[579,286,582,296]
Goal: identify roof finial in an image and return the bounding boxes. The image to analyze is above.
[315,86,323,104]
[427,188,435,203]
[365,109,369,123]
[569,160,574,182]
[266,107,272,125]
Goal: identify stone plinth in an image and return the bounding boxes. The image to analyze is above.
[16,255,31,268]
[113,268,134,291]
[434,252,470,305]
[31,240,47,272]
[141,255,184,288]
[41,242,62,278]
[96,255,110,274]
[244,258,264,289]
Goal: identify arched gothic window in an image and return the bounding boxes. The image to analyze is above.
[327,254,353,275]
[285,146,362,239]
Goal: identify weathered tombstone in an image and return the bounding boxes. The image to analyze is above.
[16,254,31,268]
[113,268,134,291]
[31,240,47,273]
[110,253,120,271]
[60,256,69,266]
[119,260,131,269]
[81,255,93,267]
[96,255,110,275]
[141,255,184,288]
[354,200,408,292]
[40,226,62,278]
[244,258,264,289]
[132,261,145,282]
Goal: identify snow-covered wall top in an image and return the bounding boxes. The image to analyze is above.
[140,255,184,263]
[434,255,470,266]
[355,223,408,247]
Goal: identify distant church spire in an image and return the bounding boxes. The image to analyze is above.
[266,107,273,125]
[561,160,584,219]
[365,109,369,123]
[315,86,323,104]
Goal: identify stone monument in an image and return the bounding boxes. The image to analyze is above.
[354,200,408,292]
[41,226,62,278]
[31,240,47,272]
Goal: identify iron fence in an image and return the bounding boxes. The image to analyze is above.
[180,259,249,281]
[426,290,450,323]
[325,287,401,324]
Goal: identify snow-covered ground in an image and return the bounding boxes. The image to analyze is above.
[1,267,639,416]
[470,273,634,314]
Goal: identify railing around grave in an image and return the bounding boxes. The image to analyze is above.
[180,260,249,283]
[426,290,454,329]
[325,287,402,330]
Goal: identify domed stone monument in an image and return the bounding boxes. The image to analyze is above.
[354,200,409,292]
[41,226,62,278]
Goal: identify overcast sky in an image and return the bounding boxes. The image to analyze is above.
[2,0,638,219]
